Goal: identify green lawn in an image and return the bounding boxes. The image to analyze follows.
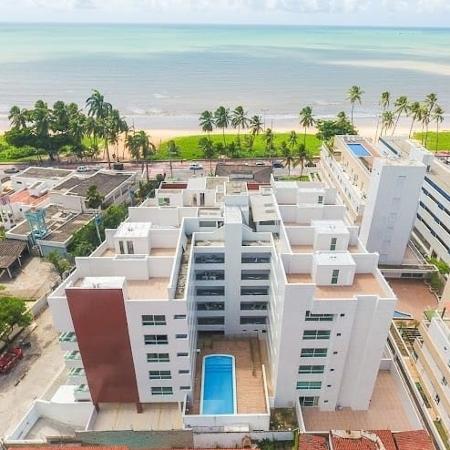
[413,131,450,152]
[157,133,321,160]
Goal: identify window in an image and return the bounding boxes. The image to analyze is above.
[196,271,224,281]
[240,302,268,311]
[195,254,224,264]
[241,271,270,280]
[198,317,225,325]
[147,353,169,363]
[318,195,324,204]
[142,315,166,326]
[151,386,173,396]
[180,386,191,390]
[330,237,337,251]
[197,302,224,311]
[196,287,225,296]
[199,220,217,227]
[149,370,171,380]
[144,334,168,345]
[298,365,325,374]
[240,316,267,325]
[305,311,334,322]
[331,269,339,285]
[158,197,170,206]
[176,334,188,339]
[303,330,331,340]
[297,381,322,390]
[241,254,271,264]
[177,352,188,357]
[241,287,269,296]
[301,348,328,357]
[119,241,125,254]
[299,396,319,407]
[126,240,134,254]
[179,369,190,374]
[174,314,186,320]
[442,376,448,386]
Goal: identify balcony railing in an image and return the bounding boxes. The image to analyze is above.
[59,331,77,343]
[64,351,81,361]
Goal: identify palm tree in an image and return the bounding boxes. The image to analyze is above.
[424,93,438,146]
[199,110,215,135]
[126,131,155,181]
[214,106,230,146]
[294,143,310,178]
[167,140,180,178]
[347,85,364,126]
[231,106,249,137]
[281,144,294,176]
[249,115,264,136]
[8,106,28,130]
[299,106,316,146]
[288,130,298,150]
[199,137,215,174]
[392,96,409,135]
[407,102,422,139]
[381,111,395,136]
[86,90,113,168]
[264,128,275,158]
[432,105,445,151]
[375,91,390,141]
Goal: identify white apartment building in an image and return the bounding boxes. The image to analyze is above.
[321,136,426,266]
[413,312,450,445]
[379,137,450,266]
[48,176,397,431]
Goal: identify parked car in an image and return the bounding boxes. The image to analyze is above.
[272,161,284,169]
[189,163,203,170]
[4,167,20,174]
[0,347,23,374]
[76,165,89,173]
[255,161,266,166]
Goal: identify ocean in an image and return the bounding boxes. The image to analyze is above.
[1,23,450,130]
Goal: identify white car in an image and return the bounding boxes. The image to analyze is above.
[255,161,266,166]
[77,165,89,173]
[189,163,203,170]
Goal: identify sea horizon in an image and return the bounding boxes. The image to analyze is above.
[1,23,450,131]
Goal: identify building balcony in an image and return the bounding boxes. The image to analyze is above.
[68,367,87,385]
[58,331,78,351]
[74,384,91,401]
[64,351,83,369]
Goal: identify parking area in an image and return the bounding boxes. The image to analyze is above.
[0,308,64,438]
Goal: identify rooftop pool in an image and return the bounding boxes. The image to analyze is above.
[201,354,236,415]
[347,143,371,157]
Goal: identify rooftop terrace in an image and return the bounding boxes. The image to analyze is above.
[93,403,182,431]
[286,273,389,299]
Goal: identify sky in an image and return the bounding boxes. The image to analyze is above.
[1,0,450,27]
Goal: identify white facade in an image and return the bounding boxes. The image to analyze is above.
[414,314,450,441]
[320,136,426,266]
[48,176,397,430]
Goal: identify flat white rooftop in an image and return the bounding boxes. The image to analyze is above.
[314,252,355,266]
[311,219,348,234]
[115,222,152,238]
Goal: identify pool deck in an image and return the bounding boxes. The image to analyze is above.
[191,335,269,415]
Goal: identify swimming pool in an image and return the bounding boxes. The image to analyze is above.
[347,143,371,157]
[200,354,236,415]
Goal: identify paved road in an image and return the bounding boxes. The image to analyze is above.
[0,308,64,438]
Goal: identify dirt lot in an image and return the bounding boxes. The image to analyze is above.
[0,308,64,438]
[0,256,59,300]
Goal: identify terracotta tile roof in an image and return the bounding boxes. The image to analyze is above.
[299,434,328,450]
[331,431,395,450]
[393,430,434,450]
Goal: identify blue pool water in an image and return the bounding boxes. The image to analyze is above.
[347,143,371,157]
[201,355,235,415]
